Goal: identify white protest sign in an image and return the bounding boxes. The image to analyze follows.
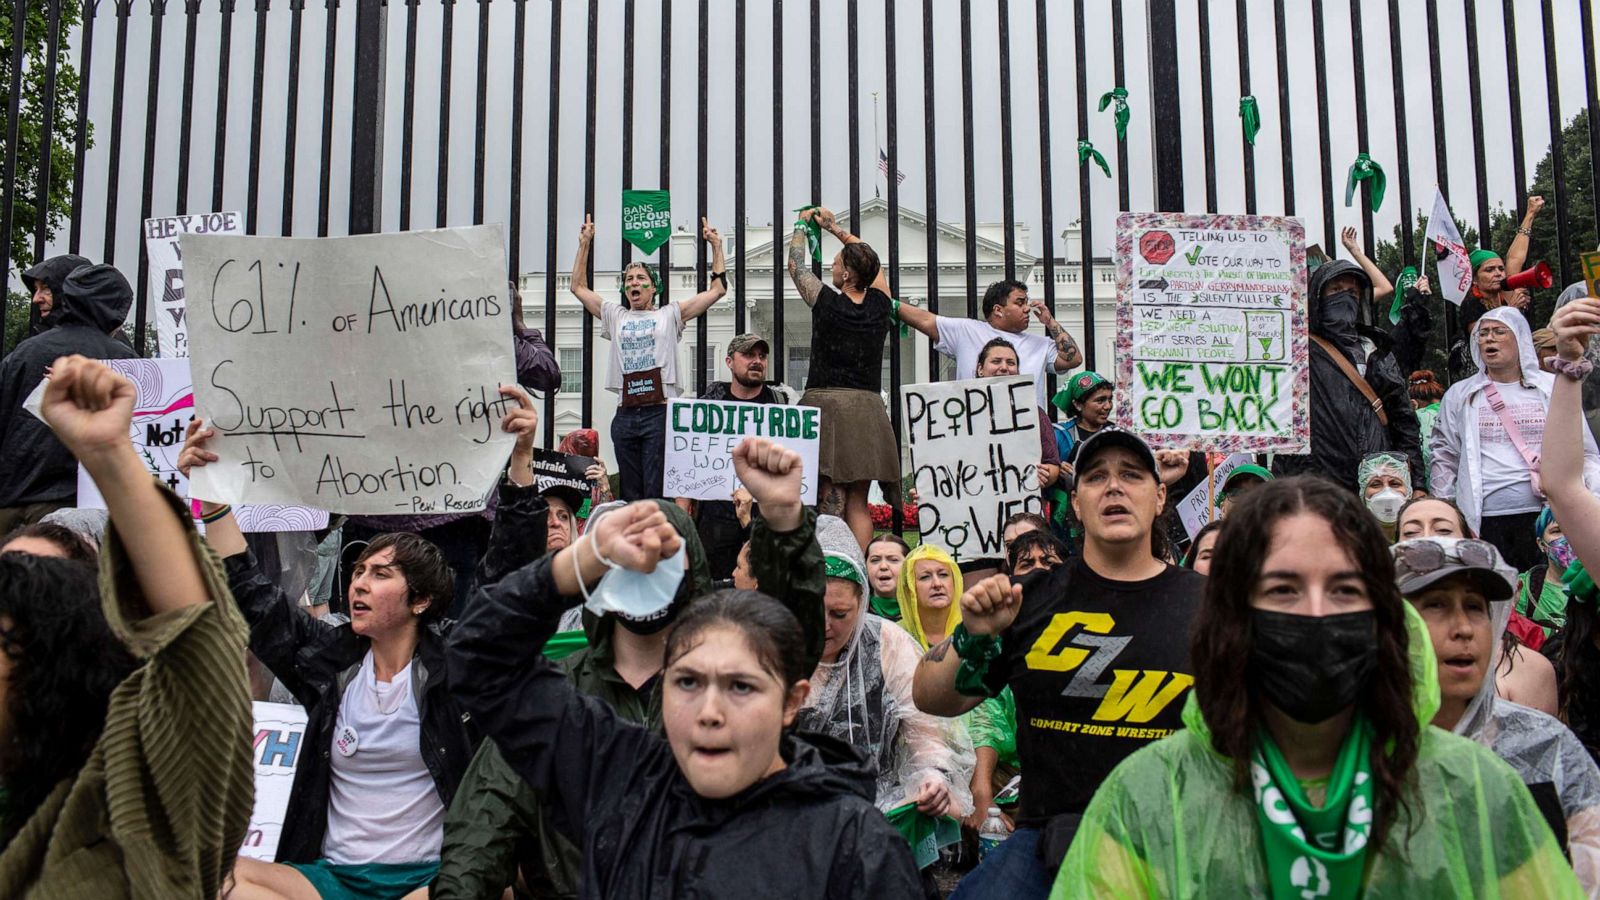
[143,212,244,358]
[902,375,1043,561]
[1114,212,1309,454]
[66,359,329,532]
[240,701,309,861]
[1175,453,1252,541]
[664,398,820,505]
[181,226,517,515]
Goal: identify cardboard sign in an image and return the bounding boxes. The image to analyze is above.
[1114,212,1309,454]
[1581,250,1600,301]
[1175,453,1252,541]
[902,376,1043,561]
[530,449,595,501]
[664,398,820,505]
[181,226,518,515]
[143,212,245,358]
[239,701,309,861]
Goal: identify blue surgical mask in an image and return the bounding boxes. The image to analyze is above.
[584,542,687,634]
[1548,537,1577,572]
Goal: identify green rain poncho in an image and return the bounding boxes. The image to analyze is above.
[1050,603,1583,899]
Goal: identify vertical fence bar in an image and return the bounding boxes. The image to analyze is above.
[135,0,169,354]
[316,0,337,235]
[997,0,1015,277]
[347,0,383,234]
[846,0,859,231]
[398,0,418,230]
[209,0,233,212]
[245,0,269,235]
[1272,0,1294,216]
[1462,0,1491,243]
[607,0,630,423]
[958,0,976,317]
[542,0,562,440]
[771,0,784,381]
[472,0,488,224]
[175,0,199,214]
[69,0,99,254]
[696,0,708,391]
[1425,0,1458,342]
[1500,0,1526,212]
[1309,0,1333,248]
[884,0,904,534]
[733,0,745,334]
[1385,0,1413,268]
[582,0,597,423]
[1580,0,1600,244]
[1235,0,1255,214]
[1538,0,1570,285]
[508,0,525,278]
[809,0,819,280]
[1348,0,1373,254]
[103,0,133,264]
[658,0,670,306]
[282,0,305,234]
[1110,0,1128,213]
[920,0,938,381]
[436,0,455,227]
[1148,0,1184,212]
[0,0,26,341]
[31,0,64,259]
[1036,0,1058,400]
[1073,0,1095,371]
[1197,0,1217,212]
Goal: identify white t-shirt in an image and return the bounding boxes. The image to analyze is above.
[1474,379,1547,516]
[601,301,686,398]
[933,316,1063,408]
[321,652,445,865]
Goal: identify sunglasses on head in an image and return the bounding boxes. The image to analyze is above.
[1392,538,1500,576]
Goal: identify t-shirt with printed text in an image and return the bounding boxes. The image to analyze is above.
[1474,380,1547,516]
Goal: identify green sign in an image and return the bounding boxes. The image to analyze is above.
[621,189,672,255]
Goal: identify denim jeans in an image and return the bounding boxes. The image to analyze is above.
[949,826,1053,900]
[612,404,668,501]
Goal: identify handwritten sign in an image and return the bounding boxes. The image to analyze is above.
[240,701,309,861]
[664,398,820,504]
[902,376,1043,561]
[1114,212,1309,454]
[182,226,518,515]
[1582,251,1600,300]
[143,212,244,358]
[1175,453,1252,541]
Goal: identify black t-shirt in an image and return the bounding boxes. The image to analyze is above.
[806,285,892,392]
[984,558,1205,826]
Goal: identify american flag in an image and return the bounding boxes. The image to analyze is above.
[878,149,906,185]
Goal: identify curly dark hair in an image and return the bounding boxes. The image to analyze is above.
[1180,519,1224,569]
[0,554,136,843]
[1192,476,1418,850]
[354,533,455,625]
[980,279,1028,320]
[1,522,97,562]
[838,242,881,291]
[1006,530,1067,575]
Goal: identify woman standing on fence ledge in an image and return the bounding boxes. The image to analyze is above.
[787,205,900,550]
[570,213,728,502]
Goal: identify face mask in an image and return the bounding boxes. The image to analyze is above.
[1249,609,1378,724]
[585,542,687,634]
[1548,536,1577,572]
[1320,290,1360,330]
[1366,488,1405,525]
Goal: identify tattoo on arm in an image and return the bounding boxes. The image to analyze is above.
[788,235,824,308]
[1055,331,1082,367]
[924,637,953,664]
[817,484,846,517]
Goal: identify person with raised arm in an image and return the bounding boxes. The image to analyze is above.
[571,214,728,501]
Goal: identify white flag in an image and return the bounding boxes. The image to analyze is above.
[1426,188,1472,307]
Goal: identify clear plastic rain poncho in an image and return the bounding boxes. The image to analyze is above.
[797,516,975,819]
[1050,602,1584,898]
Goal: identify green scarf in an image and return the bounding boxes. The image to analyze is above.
[1389,266,1418,325]
[1344,153,1386,212]
[869,592,901,620]
[1077,139,1112,178]
[884,803,962,870]
[621,189,672,255]
[1098,87,1130,142]
[795,205,823,263]
[1252,717,1375,900]
[1239,95,1261,146]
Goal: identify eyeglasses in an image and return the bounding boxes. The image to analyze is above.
[1391,538,1502,578]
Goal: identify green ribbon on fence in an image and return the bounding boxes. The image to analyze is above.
[1345,153,1387,212]
[1239,95,1261,146]
[1098,87,1130,142]
[1390,266,1418,325]
[1078,139,1112,178]
[794,205,823,263]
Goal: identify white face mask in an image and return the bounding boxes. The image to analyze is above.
[1367,488,1405,525]
[583,542,687,631]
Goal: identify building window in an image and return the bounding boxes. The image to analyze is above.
[559,348,583,395]
[789,346,811,391]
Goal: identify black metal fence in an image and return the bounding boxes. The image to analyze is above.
[2,0,1597,451]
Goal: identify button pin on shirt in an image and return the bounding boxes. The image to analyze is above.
[336,725,359,757]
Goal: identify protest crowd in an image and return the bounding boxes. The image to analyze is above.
[3,148,1600,900]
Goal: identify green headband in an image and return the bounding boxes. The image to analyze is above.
[825,555,864,585]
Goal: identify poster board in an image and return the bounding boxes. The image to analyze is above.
[1175,453,1252,541]
[902,375,1043,561]
[530,450,596,499]
[181,226,517,515]
[1113,212,1309,454]
[143,212,244,358]
[239,701,309,861]
[664,398,820,505]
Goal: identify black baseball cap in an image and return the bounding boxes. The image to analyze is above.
[1072,425,1159,478]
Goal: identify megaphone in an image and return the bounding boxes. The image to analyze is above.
[1504,261,1553,291]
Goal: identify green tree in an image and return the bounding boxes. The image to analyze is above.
[0,0,89,349]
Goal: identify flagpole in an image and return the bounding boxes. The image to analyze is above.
[873,91,882,199]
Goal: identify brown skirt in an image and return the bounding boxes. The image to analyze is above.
[799,387,901,484]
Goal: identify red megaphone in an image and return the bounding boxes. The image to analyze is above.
[1504,261,1553,291]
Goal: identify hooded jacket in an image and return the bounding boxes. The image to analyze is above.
[1431,307,1600,535]
[1050,603,1584,898]
[895,544,964,651]
[445,525,922,899]
[19,253,89,337]
[0,264,137,508]
[1272,260,1423,490]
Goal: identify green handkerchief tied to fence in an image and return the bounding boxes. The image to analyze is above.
[1078,139,1112,179]
[1239,95,1261,146]
[621,189,673,255]
[1098,87,1130,142]
[794,205,823,263]
[1344,153,1386,213]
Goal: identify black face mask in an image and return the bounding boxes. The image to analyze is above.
[1249,608,1378,724]
[1319,290,1360,332]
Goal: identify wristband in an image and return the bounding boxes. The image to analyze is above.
[1517,226,1533,236]
[710,271,727,285]
[199,504,233,525]
[1551,356,1595,382]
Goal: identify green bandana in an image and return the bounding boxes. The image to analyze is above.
[1098,87,1130,142]
[1565,559,1597,607]
[1078,139,1112,178]
[1252,717,1375,900]
[1390,266,1419,325]
[795,205,823,263]
[621,189,672,255]
[1239,95,1261,146]
[888,297,911,339]
[825,555,864,585]
[868,592,901,620]
[884,803,962,870]
[1344,153,1386,212]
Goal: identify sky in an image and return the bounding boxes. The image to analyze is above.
[44,0,1600,280]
